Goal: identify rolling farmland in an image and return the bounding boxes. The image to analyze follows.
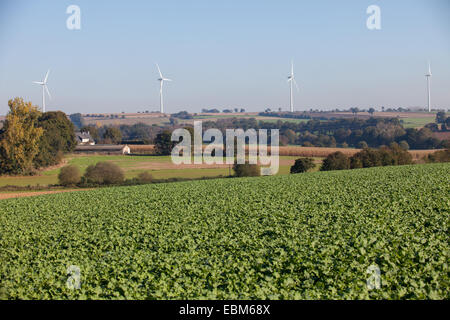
[0,163,448,299]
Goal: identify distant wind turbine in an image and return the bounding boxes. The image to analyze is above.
[287,61,299,112]
[33,70,51,113]
[156,64,172,114]
[425,61,432,113]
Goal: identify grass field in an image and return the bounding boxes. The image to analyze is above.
[0,144,439,188]
[0,163,448,299]
[76,111,439,129]
[0,155,308,187]
[192,115,310,124]
[400,117,435,129]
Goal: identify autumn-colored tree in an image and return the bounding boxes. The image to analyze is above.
[0,98,43,174]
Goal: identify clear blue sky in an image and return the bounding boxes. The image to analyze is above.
[0,0,449,115]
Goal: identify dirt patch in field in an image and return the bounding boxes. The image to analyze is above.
[0,189,92,200]
[129,145,438,159]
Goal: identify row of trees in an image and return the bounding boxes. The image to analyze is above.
[78,125,123,144]
[58,162,154,186]
[70,113,449,150]
[202,108,246,113]
[199,117,448,149]
[0,98,76,175]
[290,143,414,174]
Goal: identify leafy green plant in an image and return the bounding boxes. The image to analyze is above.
[0,163,448,299]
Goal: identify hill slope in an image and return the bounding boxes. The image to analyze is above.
[0,163,449,299]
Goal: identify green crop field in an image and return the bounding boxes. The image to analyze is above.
[0,163,448,299]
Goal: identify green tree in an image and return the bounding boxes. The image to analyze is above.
[384,143,412,166]
[0,98,43,174]
[154,131,175,155]
[436,111,446,124]
[80,125,100,142]
[320,152,350,171]
[284,129,297,145]
[233,163,261,177]
[399,140,410,151]
[290,158,315,174]
[426,149,450,163]
[368,108,376,116]
[350,148,382,169]
[69,113,84,129]
[103,127,122,144]
[34,111,77,168]
[58,165,81,186]
[83,162,124,185]
[445,117,450,131]
[350,107,359,117]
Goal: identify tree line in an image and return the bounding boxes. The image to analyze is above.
[93,116,448,151]
[199,117,449,150]
[0,98,76,175]
[291,143,449,174]
[68,112,449,151]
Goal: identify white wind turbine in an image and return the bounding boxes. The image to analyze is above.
[156,64,172,114]
[33,70,51,113]
[287,61,299,112]
[425,61,432,113]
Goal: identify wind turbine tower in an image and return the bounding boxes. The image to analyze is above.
[425,62,432,113]
[33,70,51,113]
[287,61,299,112]
[156,64,172,114]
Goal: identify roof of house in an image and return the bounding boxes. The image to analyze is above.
[76,131,93,141]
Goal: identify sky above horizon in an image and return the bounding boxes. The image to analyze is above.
[0,0,449,115]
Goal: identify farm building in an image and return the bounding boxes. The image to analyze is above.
[74,145,131,155]
[76,131,95,145]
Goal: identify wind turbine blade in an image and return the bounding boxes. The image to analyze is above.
[294,79,300,92]
[44,70,50,83]
[164,78,172,82]
[45,85,52,100]
[156,63,163,78]
[33,81,44,85]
